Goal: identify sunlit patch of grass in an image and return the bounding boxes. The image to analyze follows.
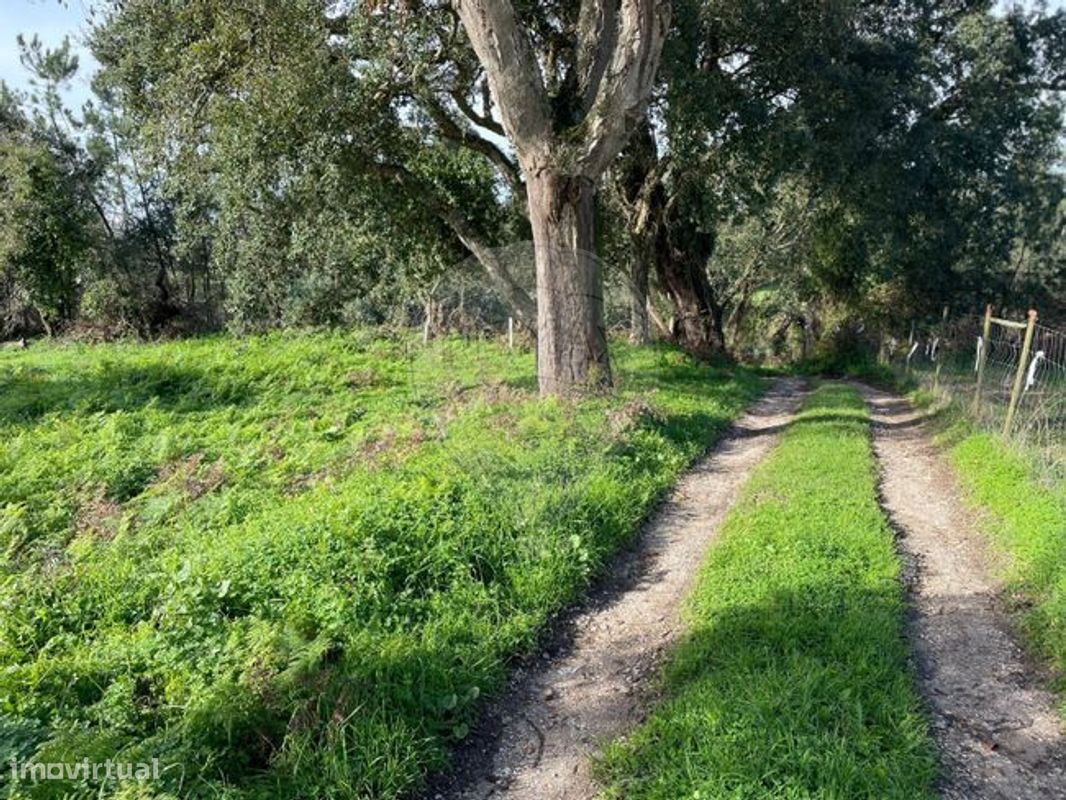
[0,332,762,799]
[596,384,937,800]
[944,430,1066,701]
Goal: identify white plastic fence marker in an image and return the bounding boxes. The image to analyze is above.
[1024,350,1046,392]
[973,305,993,414]
[508,317,514,349]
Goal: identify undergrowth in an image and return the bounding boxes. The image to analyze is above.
[596,383,938,799]
[0,332,762,799]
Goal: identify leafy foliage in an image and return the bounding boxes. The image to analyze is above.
[0,39,97,335]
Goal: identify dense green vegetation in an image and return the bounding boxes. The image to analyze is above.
[0,0,1061,795]
[1,2,1061,376]
[0,333,761,798]
[597,384,937,799]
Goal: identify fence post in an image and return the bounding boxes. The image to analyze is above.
[972,304,993,414]
[508,316,514,350]
[1003,309,1038,436]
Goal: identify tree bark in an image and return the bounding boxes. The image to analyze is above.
[528,171,611,394]
[452,0,671,395]
[614,122,658,346]
[655,204,726,357]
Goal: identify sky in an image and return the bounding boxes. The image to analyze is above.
[0,0,99,108]
[1,0,1064,110]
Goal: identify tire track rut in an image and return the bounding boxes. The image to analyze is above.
[861,384,1066,800]
[430,378,807,800]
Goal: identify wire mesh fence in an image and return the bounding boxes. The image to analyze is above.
[884,307,1066,481]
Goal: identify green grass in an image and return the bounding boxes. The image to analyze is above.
[934,423,1066,699]
[596,384,937,800]
[0,331,762,799]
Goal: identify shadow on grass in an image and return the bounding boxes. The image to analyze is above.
[0,362,254,425]
[600,581,939,799]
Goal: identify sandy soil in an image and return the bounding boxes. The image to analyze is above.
[861,385,1066,800]
[427,378,808,800]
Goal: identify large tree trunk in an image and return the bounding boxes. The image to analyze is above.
[656,253,725,355]
[615,124,657,347]
[528,172,611,394]
[655,206,727,357]
[453,0,671,395]
[613,121,724,355]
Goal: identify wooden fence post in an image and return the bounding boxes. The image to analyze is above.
[972,304,993,414]
[1003,309,1038,436]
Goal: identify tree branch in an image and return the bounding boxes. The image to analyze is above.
[577,0,672,176]
[451,0,552,159]
[423,94,525,201]
[441,209,537,324]
[450,82,505,136]
[364,157,536,323]
[576,0,619,112]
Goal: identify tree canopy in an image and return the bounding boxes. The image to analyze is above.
[0,0,1061,378]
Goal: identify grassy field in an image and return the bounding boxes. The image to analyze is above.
[0,332,762,799]
[596,384,938,799]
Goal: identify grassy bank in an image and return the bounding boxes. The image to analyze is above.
[932,419,1066,701]
[0,333,761,799]
[596,383,937,799]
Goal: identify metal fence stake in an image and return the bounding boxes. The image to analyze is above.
[973,304,992,415]
[1003,309,1038,436]
[933,305,948,393]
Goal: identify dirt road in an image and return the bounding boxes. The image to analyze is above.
[862,385,1066,800]
[433,378,807,800]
